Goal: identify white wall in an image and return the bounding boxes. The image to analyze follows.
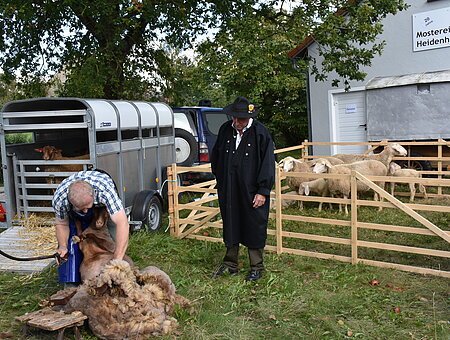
[307,0,450,155]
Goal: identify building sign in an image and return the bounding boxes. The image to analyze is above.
[345,104,357,114]
[413,7,450,52]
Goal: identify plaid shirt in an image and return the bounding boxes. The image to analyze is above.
[52,170,123,220]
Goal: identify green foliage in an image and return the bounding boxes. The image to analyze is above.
[0,0,255,100]
[1,0,408,145]
[308,0,409,89]
[161,51,229,108]
[169,7,309,147]
[0,74,48,108]
[5,132,34,145]
[162,0,408,147]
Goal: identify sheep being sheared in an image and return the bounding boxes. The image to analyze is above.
[388,162,427,202]
[73,206,133,282]
[63,206,189,338]
[64,260,190,339]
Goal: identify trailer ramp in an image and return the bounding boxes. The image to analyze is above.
[0,226,55,274]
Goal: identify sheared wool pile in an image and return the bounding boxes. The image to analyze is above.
[64,259,189,339]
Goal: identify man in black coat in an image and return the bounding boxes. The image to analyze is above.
[210,96,275,281]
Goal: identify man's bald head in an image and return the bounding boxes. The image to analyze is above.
[68,180,94,213]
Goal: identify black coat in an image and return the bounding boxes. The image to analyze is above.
[211,120,275,248]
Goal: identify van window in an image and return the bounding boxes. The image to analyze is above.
[204,112,230,135]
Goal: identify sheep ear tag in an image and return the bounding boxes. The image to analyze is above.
[304,185,310,196]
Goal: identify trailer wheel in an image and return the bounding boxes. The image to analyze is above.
[398,152,432,172]
[175,128,198,166]
[130,191,162,232]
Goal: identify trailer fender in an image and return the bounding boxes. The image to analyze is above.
[130,190,163,232]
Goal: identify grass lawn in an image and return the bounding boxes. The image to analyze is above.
[0,221,449,339]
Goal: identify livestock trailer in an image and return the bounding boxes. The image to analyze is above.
[0,97,175,231]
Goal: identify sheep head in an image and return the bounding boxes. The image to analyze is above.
[92,206,109,230]
[312,159,332,173]
[389,143,407,157]
[35,145,63,160]
[389,162,401,175]
[299,183,310,196]
[279,156,304,172]
[278,156,294,171]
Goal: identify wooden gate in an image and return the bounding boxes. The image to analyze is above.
[167,141,450,278]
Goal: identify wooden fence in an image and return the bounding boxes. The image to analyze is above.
[167,141,450,278]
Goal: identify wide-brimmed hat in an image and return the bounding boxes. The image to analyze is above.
[223,96,258,118]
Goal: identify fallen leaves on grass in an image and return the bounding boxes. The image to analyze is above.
[385,283,405,292]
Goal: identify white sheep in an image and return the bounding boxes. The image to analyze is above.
[308,157,345,166]
[298,178,332,212]
[388,162,427,202]
[269,190,300,210]
[278,156,314,209]
[333,143,407,167]
[313,159,388,215]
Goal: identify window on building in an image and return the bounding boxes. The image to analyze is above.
[417,84,431,95]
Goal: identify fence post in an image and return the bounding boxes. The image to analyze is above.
[351,170,358,264]
[437,139,443,196]
[275,163,283,254]
[167,164,174,236]
[171,163,180,237]
[302,139,309,160]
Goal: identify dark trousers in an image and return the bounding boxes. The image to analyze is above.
[223,245,264,271]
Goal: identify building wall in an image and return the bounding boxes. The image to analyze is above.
[367,82,450,141]
[307,0,450,155]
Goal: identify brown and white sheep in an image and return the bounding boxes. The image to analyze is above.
[388,162,427,202]
[313,159,388,215]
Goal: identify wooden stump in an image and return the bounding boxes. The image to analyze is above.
[16,307,87,340]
